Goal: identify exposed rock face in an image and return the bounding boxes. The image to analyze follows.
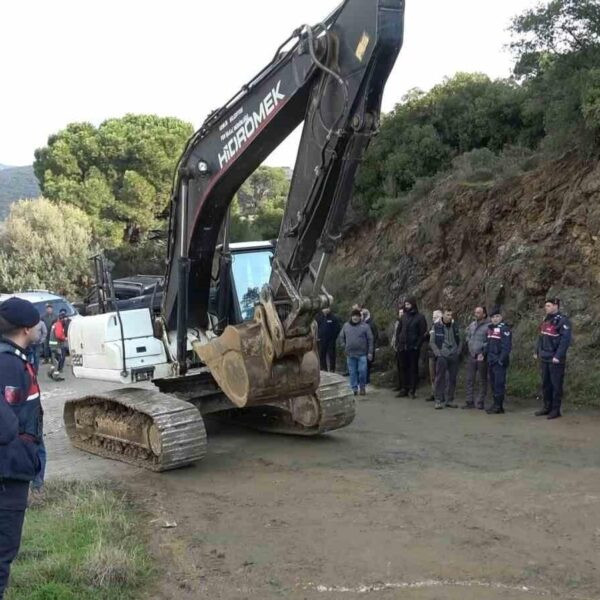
[333,154,600,317]
[327,154,600,403]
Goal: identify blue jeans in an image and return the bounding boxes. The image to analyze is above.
[346,355,368,391]
[32,440,46,490]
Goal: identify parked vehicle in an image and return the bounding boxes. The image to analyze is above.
[0,290,79,318]
[83,275,164,316]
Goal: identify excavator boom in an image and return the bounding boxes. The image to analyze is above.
[165,0,405,405]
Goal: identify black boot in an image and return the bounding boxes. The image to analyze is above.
[486,396,504,414]
[396,389,408,398]
[535,402,551,417]
[547,402,561,420]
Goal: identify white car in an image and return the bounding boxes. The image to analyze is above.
[0,290,79,320]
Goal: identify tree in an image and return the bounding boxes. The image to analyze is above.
[510,0,600,77]
[510,0,600,147]
[238,166,289,211]
[354,73,539,217]
[0,198,94,297]
[34,115,193,246]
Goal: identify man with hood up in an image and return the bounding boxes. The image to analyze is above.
[394,297,427,398]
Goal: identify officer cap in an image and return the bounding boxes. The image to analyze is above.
[0,297,41,328]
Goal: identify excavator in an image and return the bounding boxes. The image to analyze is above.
[63,0,405,471]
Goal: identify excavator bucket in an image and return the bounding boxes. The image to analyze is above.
[193,305,320,408]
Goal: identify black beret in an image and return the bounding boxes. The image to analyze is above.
[0,298,41,328]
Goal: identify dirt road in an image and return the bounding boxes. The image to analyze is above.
[42,369,600,600]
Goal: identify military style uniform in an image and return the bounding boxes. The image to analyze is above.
[536,311,572,418]
[0,299,43,598]
[485,318,512,414]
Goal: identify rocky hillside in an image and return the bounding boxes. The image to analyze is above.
[326,153,600,404]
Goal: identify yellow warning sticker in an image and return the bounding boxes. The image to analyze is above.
[355,32,370,62]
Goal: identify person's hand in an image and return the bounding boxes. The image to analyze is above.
[533,353,538,360]
[477,353,484,362]
[552,357,560,364]
[367,354,373,362]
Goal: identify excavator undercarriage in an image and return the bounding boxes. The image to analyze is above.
[64,372,354,471]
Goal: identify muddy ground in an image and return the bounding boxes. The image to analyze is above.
[42,367,600,600]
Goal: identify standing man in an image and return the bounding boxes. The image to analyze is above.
[391,307,404,392]
[485,307,512,415]
[425,309,443,402]
[0,298,43,598]
[360,308,378,384]
[463,306,489,410]
[339,309,374,396]
[395,297,427,398]
[534,298,572,419]
[27,320,47,375]
[430,308,461,409]
[49,309,70,381]
[316,307,342,372]
[41,304,56,364]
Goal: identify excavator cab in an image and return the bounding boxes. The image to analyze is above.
[208,241,274,327]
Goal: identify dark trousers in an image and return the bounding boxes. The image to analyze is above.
[401,349,420,394]
[489,362,508,402]
[43,338,51,360]
[319,342,336,373]
[434,355,459,403]
[53,347,67,372]
[0,481,29,599]
[541,361,566,413]
[465,355,488,407]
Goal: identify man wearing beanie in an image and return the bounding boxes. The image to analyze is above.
[534,297,572,419]
[339,308,374,396]
[0,297,44,597]
[484,306,512,415]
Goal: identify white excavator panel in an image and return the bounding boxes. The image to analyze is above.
[68,309,172,383]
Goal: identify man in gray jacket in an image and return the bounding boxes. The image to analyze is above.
[339,309,374,396]
[463,305,489,410]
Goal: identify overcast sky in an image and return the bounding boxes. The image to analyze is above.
[0,0,539,168]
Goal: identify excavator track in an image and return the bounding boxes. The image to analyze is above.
[220,372,356,435]
[63,388,207,472]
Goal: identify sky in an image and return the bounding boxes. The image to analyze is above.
[0,0,539,168]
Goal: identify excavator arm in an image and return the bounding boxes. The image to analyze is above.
[164,0,405,407]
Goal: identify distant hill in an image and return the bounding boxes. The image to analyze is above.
[0,165,40,219]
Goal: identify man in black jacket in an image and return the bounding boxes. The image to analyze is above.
[395,297,427,398]
[534,298,572,419]
[0,298,43,598]
[316,307,342,372]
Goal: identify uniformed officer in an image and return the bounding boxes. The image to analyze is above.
[0,297,43,599]
[534,297,572,420]
[484,306,512,415]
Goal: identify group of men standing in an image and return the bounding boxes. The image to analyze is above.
[317,296,572,418]
[392,297,571,419]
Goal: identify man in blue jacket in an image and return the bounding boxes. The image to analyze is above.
[484,306,512,415]
[0,298,43,598]
[534,298,572,420]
